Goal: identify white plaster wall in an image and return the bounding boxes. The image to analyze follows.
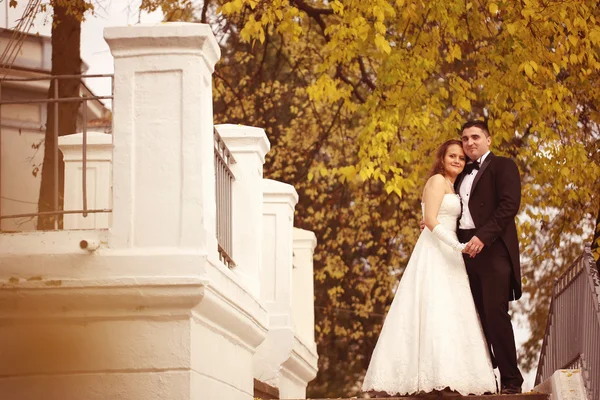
[0,319,192,376]
[0,229,270,400]
[0,125,44,231]
[0,34,50,70]
[190,322,255,400]
[0,230,201,400]
[191,256,270,400]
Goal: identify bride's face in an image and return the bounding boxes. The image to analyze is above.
[443,144,466,178]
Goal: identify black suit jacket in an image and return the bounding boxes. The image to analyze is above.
[456,152,522,301]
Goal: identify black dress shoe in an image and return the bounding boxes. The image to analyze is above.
[501,384,522,395]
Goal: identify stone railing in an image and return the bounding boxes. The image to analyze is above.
[0,22,317,400]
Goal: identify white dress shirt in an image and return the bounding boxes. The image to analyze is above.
[459,151,491,229]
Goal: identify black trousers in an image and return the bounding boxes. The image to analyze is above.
[458,229,524,388]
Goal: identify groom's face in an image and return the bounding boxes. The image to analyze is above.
[461,127,491,161]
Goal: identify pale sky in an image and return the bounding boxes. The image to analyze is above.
[0,0,537,391]
[1,0,163,103]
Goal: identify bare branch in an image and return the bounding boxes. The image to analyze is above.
[292,0,331,39]
[292,0,334,16]
[335,65,366,103]
[200,0,210,23]
[357,57,376,91]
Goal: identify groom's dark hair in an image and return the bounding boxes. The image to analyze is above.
[461,120,490,137]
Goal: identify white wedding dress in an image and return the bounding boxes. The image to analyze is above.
[362,194,497,396]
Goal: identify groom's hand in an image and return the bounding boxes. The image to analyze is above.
[465,236,485,258]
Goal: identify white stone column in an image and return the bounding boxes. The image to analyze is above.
[291,228,317,348]
[278,228,319,399]
[59,131,112,230]
[216,124,270,297]
[104,22,220,251]
[253,179,298,386]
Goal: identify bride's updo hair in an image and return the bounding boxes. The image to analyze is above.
[428,139,463,178]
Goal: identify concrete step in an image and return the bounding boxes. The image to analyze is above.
[298,393,549,400]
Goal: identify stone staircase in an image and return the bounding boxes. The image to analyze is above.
[289,394,549,400]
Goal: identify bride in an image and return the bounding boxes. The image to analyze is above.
[362,139,497,396]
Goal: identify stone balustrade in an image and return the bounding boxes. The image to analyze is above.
[0,22,318,400]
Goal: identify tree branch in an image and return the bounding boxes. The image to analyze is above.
[292,0,334,16]
[290,1,373,102]
[292,0,332,39]
[253,25,271,81]
[336,65,366,103]
[357,56,377,91]
[201,0,210,23]
[214,70,249,120]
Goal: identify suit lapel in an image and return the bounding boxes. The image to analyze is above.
[471,152,494,194]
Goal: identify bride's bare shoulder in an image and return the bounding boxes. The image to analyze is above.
[424,174,446,190]
[422,174,446,198]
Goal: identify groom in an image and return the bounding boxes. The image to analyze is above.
[456,120,524,394]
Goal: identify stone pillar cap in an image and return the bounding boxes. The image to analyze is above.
[58,131,112,146]
[104,22,220,72]
[293,228,317,250]
[215,124,270,162]
[263,179,299,206]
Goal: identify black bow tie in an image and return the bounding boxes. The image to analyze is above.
[464,161,480,174]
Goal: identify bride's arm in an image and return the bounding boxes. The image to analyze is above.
[423,174,446,231]
[423,175,465,252]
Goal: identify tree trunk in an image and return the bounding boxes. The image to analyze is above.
[37,1,84,230]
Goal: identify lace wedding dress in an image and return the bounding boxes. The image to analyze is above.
[362,194,497,396]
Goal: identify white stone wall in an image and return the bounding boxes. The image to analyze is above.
[0,22,318,400]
